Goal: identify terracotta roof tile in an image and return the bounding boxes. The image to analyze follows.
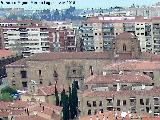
[28,52,112,61]
[80,111,160,120]
[82,87,160,97]
[37,84,68,96]
[0,50,15,58]
[6,58,28,68]
[85,73,153,84]
[142,52,160,61]
[104,60,160,71]
[14,115,48,120]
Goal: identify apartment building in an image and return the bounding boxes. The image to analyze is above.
[80,20,115,52]
[80,17,160,54]
[0,20,52,57]
[80,72,160,117]
[152,17,160,54]
[52,28,77,52]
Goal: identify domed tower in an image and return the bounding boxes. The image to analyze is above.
[114,32,141,59]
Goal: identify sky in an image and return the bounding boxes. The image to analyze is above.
[0,0,160,10]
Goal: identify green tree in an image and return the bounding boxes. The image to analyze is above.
[61,89,65,107]
[0,93,13,102]
[68,86,72,118]
[55,84,59,106]
[61,89,69,120]
[1,86,17,95]
[70,81,78,119]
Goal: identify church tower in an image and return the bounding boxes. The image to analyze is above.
[114,32,141,59]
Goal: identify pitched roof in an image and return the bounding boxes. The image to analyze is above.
[0,50,15,58]
[82,87,160,97]
[80,111,160,120]
[6,58,28,68]
[28,52,112,61]
[14,115,48,120]
[85,73,153,84]
[142,52,160,61]
[116,32,136,39]
[103,60,160,71]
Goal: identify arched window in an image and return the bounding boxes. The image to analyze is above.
[53,70,58,80]
[88,109,91,115]
[123,44,127,51]
[89,66,93,75]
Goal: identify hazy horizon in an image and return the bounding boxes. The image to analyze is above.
[0,0,160,10]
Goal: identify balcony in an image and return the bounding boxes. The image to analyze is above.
[40,28,48,32]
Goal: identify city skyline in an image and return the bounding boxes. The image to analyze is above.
[0,0,160,10]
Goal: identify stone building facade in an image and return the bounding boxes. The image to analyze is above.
[5,32,156,90]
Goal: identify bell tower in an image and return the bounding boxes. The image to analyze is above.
[114,32,141,59]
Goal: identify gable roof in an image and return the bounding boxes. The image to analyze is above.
[27,52,112,61]
[85,73,153,85]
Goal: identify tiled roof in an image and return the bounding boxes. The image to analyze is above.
[9,100,31,108]
[0,111,10,117]
[83,19,151,23]
[0,50,15,58]
[14,115,48,120]
[0,101,11,110]
[27,52,112,61]
[85,73,153,84]
[82,87,160,97]
[6,58,28,68]
[80,111,160,120]
[142,52,160,61]
[103,60,160,71]
[0,100,62,120]
[38,84,68,96]
[116,32,136,39]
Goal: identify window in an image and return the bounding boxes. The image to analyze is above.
[117,100,120,106]
[99,101,102,106]
[53,70,58,80]
[87,101,91,107]
[140,99,144,105]
[146,98,149,105]
[100,109,103,113]
[22,82,27,88]
[89,66,93,75]
[123,100,126,106]
[93,101,96,107]
[88,109,91,115]
[95,33,97,35]
[39,70,41,76]
[12,80,16,86]
[94,109,97,115]
[123,44,126,51]
[40,80,43,84]
[117,108,121,111]
[21,71,27,78]
[73,70,76,74]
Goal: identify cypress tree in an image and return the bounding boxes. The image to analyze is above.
[61,90,69,120]
[55,84,59,106]
[68,86,72,118]
[70,81,78,119]
[61,89,65,107]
